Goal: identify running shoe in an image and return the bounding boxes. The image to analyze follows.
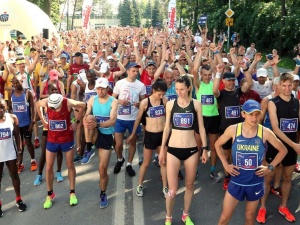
[181,214,194,225]
[34,138,40,148]
[178,170,184,180]
[81,150,95,164]
[114,157,125,174]
[30,161,38,171]
[278,206,296,222]
[44,193,56,209]
[210,171,220,183]
[165,217,172,225]
[18,164,25,174]
[56,172,64,183]
[70,193,78,206]
[256,208,266,224]
[223,177,230,190]
[100,193,108,209]
[33,174,43,186]
[0,204,3,217]
[294,163,300,173]
[163,187,168,198]
[153,155,160,167]
[16,199,27,212]
[126,165,136,177]
[270,186,282,198]
[136,185,144,197]
[73,153,83,163]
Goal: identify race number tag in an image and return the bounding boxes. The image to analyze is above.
[108,81,114,90]
[0,128,12,140]
[173,113,193,128]
[166,94,177,101]
[146,85,152,95]
[12,102,27,112]
[225,106,240,119]
[85,92,97,101]
[149,105,165,118]
[49,120,67,131]
[236,152,258,170]
[201,95,214,105]
[280,118,298,132]
[118,105,131,115]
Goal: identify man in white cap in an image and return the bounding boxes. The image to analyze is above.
[84,77,118,208]
[36,93,86,209]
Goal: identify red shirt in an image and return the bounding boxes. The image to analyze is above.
[47,98,73,143]
[69,63,89,76]
[140,69,163,96]
[240,89,261,105]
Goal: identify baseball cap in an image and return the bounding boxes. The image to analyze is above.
[46,47,53,52]
[146,60,157,67]
[293,74,300,81]
[74,52,83,57]
[47,93,63,110]
[223,72,236,80]
[222,58,229,63]
[100,63,109,73]
[257,68,268,77]
[16,59,25,65]
[242,100,262,113]
[8,58,16,64]
[126,62,141,70]
[80,45,86,49]
[49,69,59,81]
[78,71,88,83]
[60,54,67,59]
[95,77,109,89]
[107,56,115,61]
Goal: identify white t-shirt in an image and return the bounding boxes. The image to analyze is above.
[113,78,146,120]
[251,80,272,99]
[244,47,257,60]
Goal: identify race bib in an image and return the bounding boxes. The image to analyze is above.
[108,81,114,90]
[118,105,131,115]
[236,152,258,170]
[85,92,97,101]
[166,94,177,101]
[173,113,193,128]
[12,102,27,112]
[49,120,67,131]
[44,113,48,122]
[95,116,110,129]
[201,95,214,105]
[280,118,298,132]
[225,106,240,119]
[0,128,12,140]
[149,105,165,118]
[146,85,152,95]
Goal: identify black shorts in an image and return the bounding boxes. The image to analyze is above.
[95,130,113,150]
[19,125,32,140]
[265,142,297,167]
[42,130,48,136]
[167,146,198,161]
[220,129,232,150]
[203,115,220,134]
[144,131,163,150]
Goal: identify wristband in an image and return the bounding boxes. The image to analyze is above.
[202,146,209,150]
[243,67,249,72]
[213,51,220,55]
[96,124,100,128]
[133,42,138,47]
[215,73,221,79]
[174,59,178,64]
[164,60,168,63]
[271,63,275,67]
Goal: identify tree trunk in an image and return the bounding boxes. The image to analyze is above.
[71,0,78,30]
[179,0,184,30]
[193,0,199,33]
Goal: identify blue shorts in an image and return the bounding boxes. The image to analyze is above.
[114,119,141,134]
[228,181,264,201]
[46,140,74,153]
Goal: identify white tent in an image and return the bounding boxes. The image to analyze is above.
[0,0,58,41]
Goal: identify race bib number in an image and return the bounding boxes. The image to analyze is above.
[12,102,27,112]
[149,105,165,118]
[108,81,114,90]
[85,92,97,101]
[280,118,298,132]
[118,105,131,115]
[49,120,67,131]
[0,128,12,140]
[225,106,240,119]
[236,152,258,170]
[201,95,214,105]
[95,116,110,129]
[146,85,152,95]
[173,113,193,128]
[166,94,177,101]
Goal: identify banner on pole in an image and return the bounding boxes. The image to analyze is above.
[82,0,93,29]
[168,0,176,30]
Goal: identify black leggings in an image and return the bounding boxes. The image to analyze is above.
[0,159,21,197]
[167,146,198,161]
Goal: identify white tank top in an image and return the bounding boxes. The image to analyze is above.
[0,113,17,162]
[84,83,97,102]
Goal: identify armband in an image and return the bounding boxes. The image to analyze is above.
[213,51,220,55]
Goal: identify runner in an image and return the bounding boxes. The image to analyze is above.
[84,77,118,208]
[159,75,208,225]
[215,100,287,225]
[36,93,86,209]
[0,98,27,216]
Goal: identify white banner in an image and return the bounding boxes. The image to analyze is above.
[82,0,93,29]
[168,0,176,30]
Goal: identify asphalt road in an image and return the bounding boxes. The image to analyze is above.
[1,129,300,225]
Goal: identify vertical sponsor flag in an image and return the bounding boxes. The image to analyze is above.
[82,0,93,29]
[168,0,176,31]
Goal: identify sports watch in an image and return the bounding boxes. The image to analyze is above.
[267,164,274,171]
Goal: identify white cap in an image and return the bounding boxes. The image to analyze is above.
[293,75,300,81]
[95,77,109,89]
[78,71,88,83]
[257,68,268,77]
[100,63,109,73]
[222,58,229,63]
[47,94,63,109]
[107,55,114,61]
[8,58,16,64]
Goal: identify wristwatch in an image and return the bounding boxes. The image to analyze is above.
[267,164,274,171]
[202,146,209,150]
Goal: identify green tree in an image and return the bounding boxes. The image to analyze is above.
[118,0,133,26]
[151,0,163,27]
[143,0,152,19]
[132,0,141,27]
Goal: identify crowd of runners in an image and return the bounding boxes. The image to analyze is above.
[0,26,300,225]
